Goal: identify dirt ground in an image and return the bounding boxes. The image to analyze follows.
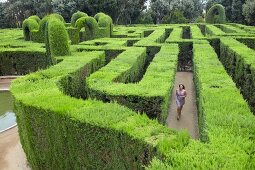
[0,76,19,91]
[166,72,199,139]
[0,127,30,170]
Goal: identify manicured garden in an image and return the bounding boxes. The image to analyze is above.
[0,9,255,169]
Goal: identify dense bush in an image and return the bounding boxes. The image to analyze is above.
[46,18,70,56]
[22,19,39,41]
[135,11,154,24]
[71,11,88,26]
[147,41,255,169]
[195,16,204,23]
[3,22,255,169]
[206,4,226,24]
[0,50,47,76]
[162,10,188,24]
[28,15,41,23]
[11,50,186,169]
[220,38,255,113]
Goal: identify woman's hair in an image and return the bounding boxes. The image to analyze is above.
[179,84,185,90]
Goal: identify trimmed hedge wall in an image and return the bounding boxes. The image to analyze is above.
[0,50,47,75]
[86,44,179,123]
[147,41,255,169]
[220,37,255,113]
[11,51,189,169]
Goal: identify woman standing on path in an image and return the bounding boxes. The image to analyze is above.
[176,84,187,120]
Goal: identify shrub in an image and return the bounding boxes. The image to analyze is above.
[46,18,70,57]
[75,16,98,40]
[206,4,226,24]
[22,19,39,41]
[162,10,188,24]
[71,11,88,26]
[11,50,183,169]
[135,11,154,24]
[28,15,41,23]
[195,16,204,23]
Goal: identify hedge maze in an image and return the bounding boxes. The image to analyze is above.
[0,12,254,169]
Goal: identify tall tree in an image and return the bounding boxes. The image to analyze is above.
[243,0,255,25]
[231,0,245,23]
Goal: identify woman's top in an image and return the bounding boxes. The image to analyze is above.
[176,89,186,106]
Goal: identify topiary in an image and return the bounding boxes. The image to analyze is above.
[206,4,226,24]
[22,18,39,41]
[94,12,113,37]
[71,11,88,26]
[75,16,98,40]
[37,14,66,42]
[45,17,70,57]
[28,15,41,23]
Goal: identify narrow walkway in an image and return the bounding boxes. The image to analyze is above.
[166,72,199,139]
[0,127,30,170]
[0,76,21,91]
[0,76,30,169]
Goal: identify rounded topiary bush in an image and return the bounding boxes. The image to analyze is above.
[71,11,88,26]
[46,18,70,56]
[206,4,226,24]
[40,14,65,33]
[22,18,39,41]
[28,15,41,23]
[75,16,98,40]
[94,12,113,37]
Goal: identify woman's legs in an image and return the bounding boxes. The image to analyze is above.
[177,106,183,120]
[177,107,180,120]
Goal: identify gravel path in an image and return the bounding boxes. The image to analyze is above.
[166,72,199,139]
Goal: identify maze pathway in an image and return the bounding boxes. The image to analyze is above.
[166,72,199,139]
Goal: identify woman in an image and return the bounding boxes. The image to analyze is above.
[176,84,187,120]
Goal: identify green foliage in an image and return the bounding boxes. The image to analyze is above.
[75,16,98,40]
[206,4,226,24]
[162,10,188,24]
[220,38,255,113]
[87,44,179,122]
[22,19,39,41]
[71,11,88,26]
[46,18,70,56]
[2,22,255,169]
[28,15,41,23]
[243,0,255,25]
[10,50,181,169]
[195,16,204,23]
[135,11,154,24]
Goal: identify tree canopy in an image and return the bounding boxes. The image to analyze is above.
[0,0,255,28]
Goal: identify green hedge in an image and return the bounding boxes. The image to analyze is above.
[190,25,205,39]
[220,37,255,113]
[11,50,188,169]
[45,18,70,57]
[0,50,47,76]
[205,24,226,36]
[206,4,226,24]
[22,18,39,41]
[147,41,255,169]
[71,11,88,27]
[86,44,179,123]
[135,28,166,46]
